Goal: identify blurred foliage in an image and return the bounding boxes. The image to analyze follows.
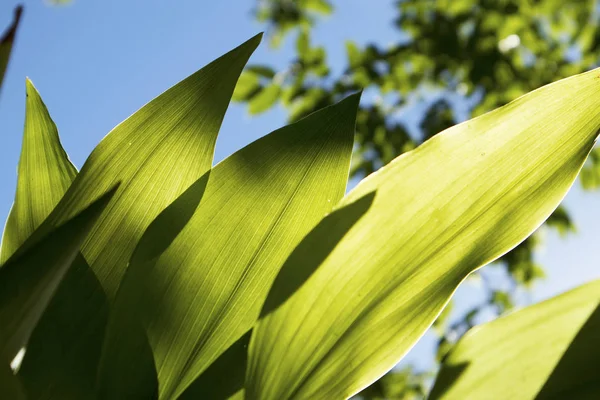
[357,366,432,400]
[254,0,333,47]
[243,0,600,397]
[45,0,72,5]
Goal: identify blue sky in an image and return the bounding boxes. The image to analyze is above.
[1,0,599,373]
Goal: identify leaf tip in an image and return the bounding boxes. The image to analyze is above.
[14,5,24,19]
[239,32,264,55]
[1,5,23,43]
[252,31,264,43]
[24,77,37,97]
[342,90,363,108]
[332,91,362,121]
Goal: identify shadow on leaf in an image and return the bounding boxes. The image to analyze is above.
[179,330,252,400]
[535,303,600,400]
[97,172,211,399]
[260,191,375,318]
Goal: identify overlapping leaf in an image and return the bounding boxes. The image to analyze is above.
[100,94,361,399]
[0,187,115,363]
[430,280,600,400]
[17,35,261,399]
[1,80,77,263]
[246,69,600,399]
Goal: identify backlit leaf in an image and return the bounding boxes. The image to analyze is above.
[101,93,361,399]
[246,68,600,399]
[430,280,600,400]
[18,34,261,399]
[1,79,77,264]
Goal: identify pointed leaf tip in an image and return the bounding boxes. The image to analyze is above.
[251,32,264,43]
[225,33,263,63]
[2,5,23,40]
[338,91,362,112]
[0,6,24,92]
[25,78,37,95]
[14,5,23,19]
[304,91,362,123]
[1,77,78,264]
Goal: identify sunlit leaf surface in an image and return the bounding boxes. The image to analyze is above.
[100,94,361,399]
[18,35,261,399]
[247,68,600,399]
[1,80,77,264]
[430,280,600,400]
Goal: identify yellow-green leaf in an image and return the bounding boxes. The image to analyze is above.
[1,80,77,264]
[247,68,600,399]
[101,93,361,399]
[430,280,600,400]
[18,34,261,399]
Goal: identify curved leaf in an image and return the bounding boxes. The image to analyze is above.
[1,79,77,264]
[0,186,116,362]
[101,93,361,399]
[246,68,600,399]
[430,280,600,400]
[18,34,261,399]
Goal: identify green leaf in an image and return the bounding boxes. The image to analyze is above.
[0,186,116,363]
[97,173,212,400]
[246,69,600,399]
[245,65,276,79]
[345,40,361,68]
[18,34,261,399]
[178,331,252,400]
[297,30,310,55]
[0,364,25,400]
[232,71,260,102]
[19,255,108,399]
[304,0,333,15]
[1,79,77,264]
[248,83,281,115]
[0,6,22,93]
[430,280,600,400]
[100,93,361,399]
